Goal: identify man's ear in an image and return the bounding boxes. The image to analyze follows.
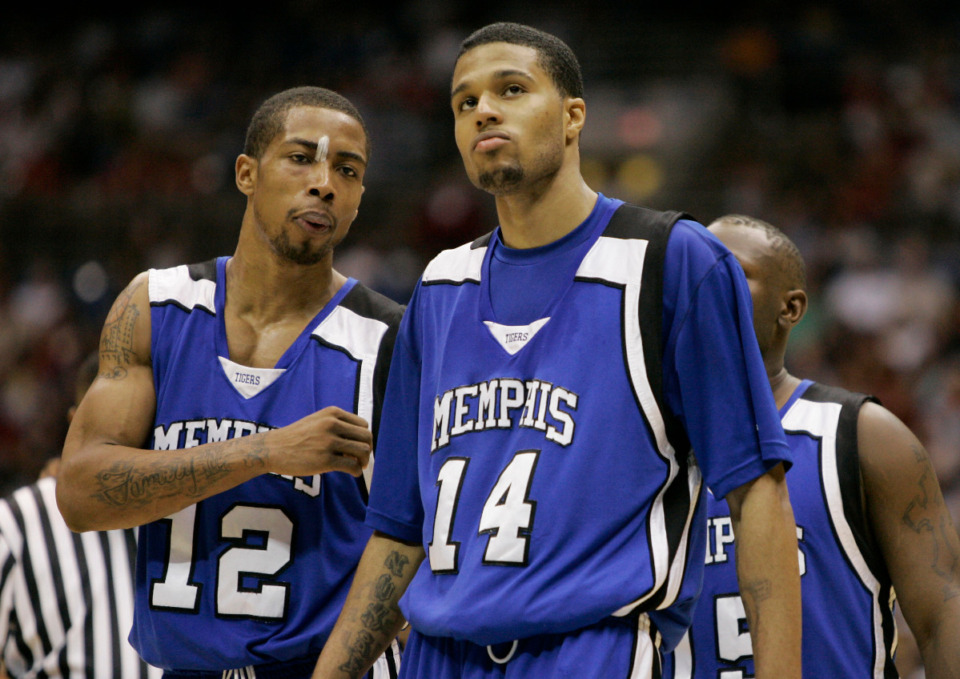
[781,289,808,328]
[235,154,257,196]
[565,97,586,141]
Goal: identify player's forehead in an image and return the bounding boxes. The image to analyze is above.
[452,42,547,94]
[273,105,367,157]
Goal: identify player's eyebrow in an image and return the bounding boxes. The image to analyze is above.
[287,138,367,166]
[451,69,533,99]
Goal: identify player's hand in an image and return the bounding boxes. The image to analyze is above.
[268,406,373,478]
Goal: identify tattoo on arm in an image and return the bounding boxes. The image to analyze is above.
[339,550,412,676]
[901,444,960,600]
[92,435,268,507]
[100,280,143,380]
[386,550,410,577]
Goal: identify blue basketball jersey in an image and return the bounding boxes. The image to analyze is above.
[366,197,791,651]
[128,257,403,672]
[662,380,898,679]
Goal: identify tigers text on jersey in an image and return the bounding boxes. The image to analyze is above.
[366,196,791,650]
[663,380,897,679]
[128,257,402,671]
[0,477,160,679]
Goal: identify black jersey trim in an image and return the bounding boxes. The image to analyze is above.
[599,203,696,611]
[802,382,896,677]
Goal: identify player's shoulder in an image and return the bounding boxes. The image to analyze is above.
[601,201,689,241]
[146,258,218,312]
[665,217,732,263]
[421,232,493,286]
[856,398,915,450]
[796,381,872,409]
[340,279,405,328]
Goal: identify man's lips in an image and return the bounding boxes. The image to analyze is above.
[294,210,334,231]
[473,131,510,152]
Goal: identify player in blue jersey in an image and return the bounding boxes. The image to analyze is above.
[55,87,403,679]
[661,214,960,679]
[314,23,801,679]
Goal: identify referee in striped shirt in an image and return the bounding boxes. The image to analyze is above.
[0,354,160,678]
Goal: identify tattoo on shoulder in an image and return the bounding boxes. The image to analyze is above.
[100,280,144,379]
[901,453,960,599]
[903,466,938,533]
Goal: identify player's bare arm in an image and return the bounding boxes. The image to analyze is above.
[726,463,802,679]
[313,532,424,679]
[57,273,374,532]
[857,402,960,678]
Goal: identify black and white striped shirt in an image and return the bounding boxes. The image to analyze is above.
[0,477,161,678]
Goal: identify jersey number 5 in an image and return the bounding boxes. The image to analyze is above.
[150,503,294,619]
[429,451,540,572]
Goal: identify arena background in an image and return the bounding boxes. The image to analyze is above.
[0,3,957,675]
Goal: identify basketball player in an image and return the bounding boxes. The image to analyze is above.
[56,87,403,679]
[0,353,160,679]
[661,214,960,678]
[313,23,800,679]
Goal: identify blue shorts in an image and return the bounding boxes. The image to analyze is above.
[161,642,401,679]
[398,613,661,679]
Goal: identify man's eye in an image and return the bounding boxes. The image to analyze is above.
[459,97,477,111]
[504,85,523,95]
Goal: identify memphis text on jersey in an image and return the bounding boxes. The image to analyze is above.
[432,378,579,452]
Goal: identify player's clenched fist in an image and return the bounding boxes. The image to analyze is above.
[267,406,373,478]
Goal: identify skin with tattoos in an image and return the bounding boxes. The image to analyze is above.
[707,215,960,678]
[326,535,422,678]
[56,92,375,530]
[55,88,406,677]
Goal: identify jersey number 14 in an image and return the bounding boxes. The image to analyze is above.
[429,451,540,572]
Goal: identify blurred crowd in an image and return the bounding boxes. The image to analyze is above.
[0,1,958,525]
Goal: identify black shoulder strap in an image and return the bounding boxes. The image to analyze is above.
[186,258,218,282]
[801,382,886,576]
[603,204,694,453]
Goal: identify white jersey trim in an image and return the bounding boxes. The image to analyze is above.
[422,241,486,284]
[781,398,887,679]
[149,265,216,312]
[312,306,390,491]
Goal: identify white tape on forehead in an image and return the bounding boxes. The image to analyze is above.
[315,135,330,163]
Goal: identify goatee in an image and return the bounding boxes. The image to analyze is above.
[478,166,525,194]
[270,231,327,265]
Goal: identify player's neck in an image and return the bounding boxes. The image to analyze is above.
[225,249,344,322]
[494,170,597,249]
[768,366,801,410]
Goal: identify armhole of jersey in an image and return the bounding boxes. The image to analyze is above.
[808,383,888,578]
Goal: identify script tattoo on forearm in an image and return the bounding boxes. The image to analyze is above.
[92,435,268,507]
[902,444,960,600]
[339,550,411,677]
[99,280,143,379]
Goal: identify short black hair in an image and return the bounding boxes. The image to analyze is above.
[243,86,370,160]
[457,22,584,99]
[712,214,807,290]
